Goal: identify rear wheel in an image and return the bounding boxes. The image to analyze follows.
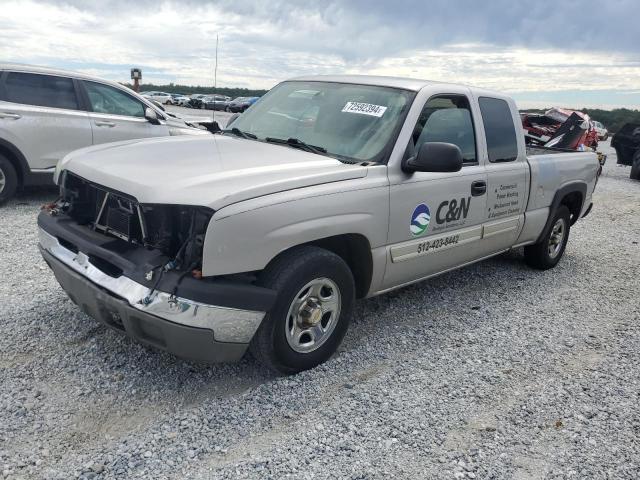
[524,206,571,270]
[0,155,18,205]
[250,246,355,375]
[631,151,640,180]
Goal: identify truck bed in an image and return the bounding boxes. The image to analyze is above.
[526,145,578,156]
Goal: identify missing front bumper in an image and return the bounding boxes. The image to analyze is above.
[39,227,268,362]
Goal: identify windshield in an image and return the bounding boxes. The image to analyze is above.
[229,81,414,163]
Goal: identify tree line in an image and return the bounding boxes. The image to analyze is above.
[123,82,269,99]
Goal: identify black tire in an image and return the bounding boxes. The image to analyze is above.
[0,155,18,205]
[524,205,571,270]
[250,246,355,375]
[630,151,640,180]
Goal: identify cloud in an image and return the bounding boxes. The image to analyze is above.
[1,0,639,108]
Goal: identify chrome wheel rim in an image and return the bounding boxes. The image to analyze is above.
[548,218,566,259]
[0,168,5,193]
[285,277,341,354]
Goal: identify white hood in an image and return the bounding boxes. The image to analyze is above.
[57,135,368,210]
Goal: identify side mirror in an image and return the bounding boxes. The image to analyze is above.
[144,107,161,125]
[402,142,463,174]
[150,100,165,111]
[226,112,240,127]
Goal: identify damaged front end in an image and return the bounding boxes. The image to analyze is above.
[38,172,276,362]
[54,171,212,277]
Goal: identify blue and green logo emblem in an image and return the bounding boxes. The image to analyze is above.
[410,203,431,236]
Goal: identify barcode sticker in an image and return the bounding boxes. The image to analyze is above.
[342,102,387,117]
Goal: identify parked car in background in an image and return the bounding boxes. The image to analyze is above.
[592,120,609,141]
[188,94,206,109]
[203,95,231,111]
[170,94,193,107]
[227,96,260,113]
[611,123,640,180]
[141,91,173,104]
[0,63,212,203]
[39,75,600,373]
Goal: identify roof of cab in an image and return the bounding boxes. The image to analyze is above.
[287,75,512,102]
[288,74,444,92]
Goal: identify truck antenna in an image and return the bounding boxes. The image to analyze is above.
[212,34,218,125]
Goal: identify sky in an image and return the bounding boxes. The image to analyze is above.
[1,0,640,110]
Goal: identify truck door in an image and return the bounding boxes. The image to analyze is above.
[81,81,169,145]
[476,96,528,254]
[383,93,488,290]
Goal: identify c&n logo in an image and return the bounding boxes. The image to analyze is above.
[410,204,431,236]
[436,197,471,224]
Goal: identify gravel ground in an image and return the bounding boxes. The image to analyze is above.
[1,141,639,479]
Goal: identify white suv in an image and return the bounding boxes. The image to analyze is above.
[0,63,209,203]
[140,91,173,104]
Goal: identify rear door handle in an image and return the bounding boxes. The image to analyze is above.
[471,180,486,196]
[94,120,116,127]
[0,112,21,120]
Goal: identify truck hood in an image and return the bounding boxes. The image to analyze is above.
[58,135,368,210]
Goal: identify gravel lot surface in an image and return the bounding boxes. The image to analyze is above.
[1,141,638,479]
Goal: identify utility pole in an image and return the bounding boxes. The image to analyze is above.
[131,68,142,93]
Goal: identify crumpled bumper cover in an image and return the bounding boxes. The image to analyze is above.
[38,226,270,363]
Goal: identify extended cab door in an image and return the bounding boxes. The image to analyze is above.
[0,71,92,171]
[80,81,169,145]
[474,95,528,254]
[383,91,488,290]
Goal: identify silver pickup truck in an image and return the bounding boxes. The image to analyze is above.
[38,75,600,374]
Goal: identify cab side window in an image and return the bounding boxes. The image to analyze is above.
[478,97,518,162]
[4,72,79,110]
[84,81,145,118]
[411,95,477,164]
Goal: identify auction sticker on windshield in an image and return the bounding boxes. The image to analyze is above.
[342,102,387,117]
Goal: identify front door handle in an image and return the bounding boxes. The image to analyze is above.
[471,180,486,196]
[94,120,116,127]
[0,112,21,120]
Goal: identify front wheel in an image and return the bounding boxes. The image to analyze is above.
[630,151,640,180]
[524,205,571,270]
[250,246,355,374]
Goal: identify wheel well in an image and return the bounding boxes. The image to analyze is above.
[560,191,583,225]
[304,234,373,299]
[0,142,25,187]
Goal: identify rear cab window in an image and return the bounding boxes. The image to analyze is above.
[478,97,519,162]
[3,72,79,110]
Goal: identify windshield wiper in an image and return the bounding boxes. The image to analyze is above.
[265,137,327,155]
[222,127,257,139]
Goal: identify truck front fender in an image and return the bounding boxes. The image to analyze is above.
[201,184,389,277]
